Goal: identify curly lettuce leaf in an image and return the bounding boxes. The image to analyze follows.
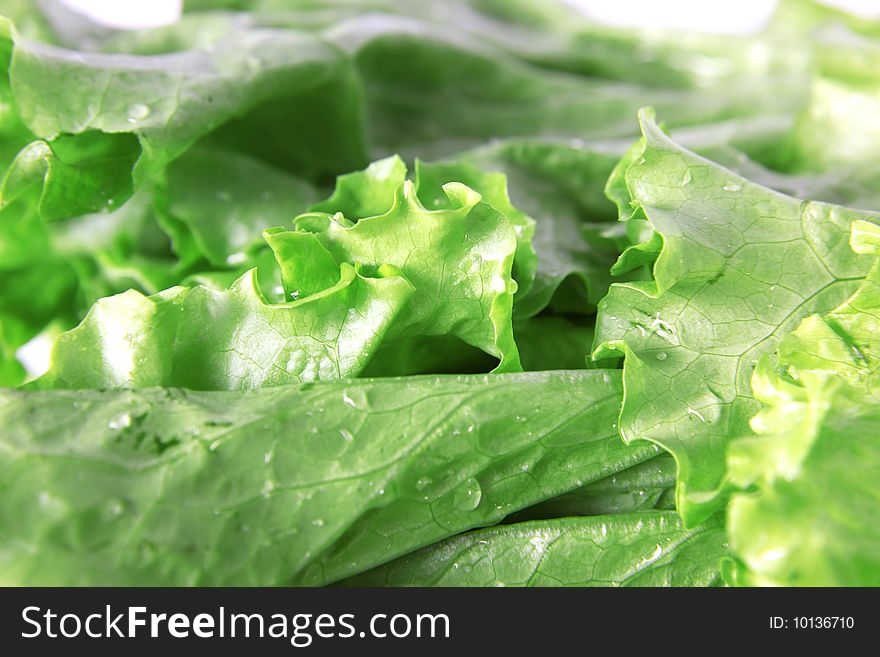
[415,158,537,301]
[725,220,880,586]
[1,131,140,221]
[33,265,413,390]
[0,369,658,585]
[265,159,522,371]
[342,511,726,587]
[727,370,880,586]
[593,109,877,523]
[428,141,624,317]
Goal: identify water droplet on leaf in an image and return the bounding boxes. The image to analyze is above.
[126,103,150,124]
[453,478,482,512]
[108,412,131,430]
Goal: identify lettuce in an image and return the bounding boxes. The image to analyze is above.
[0,370,658,585]
[343,511,726,587]
[593,109,877,523]
[725,220,880,586]
[2,0,879,587]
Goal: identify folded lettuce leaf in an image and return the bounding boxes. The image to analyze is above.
[593,109,877,523]
[155,146,320,269]
[430,141,624,317]
[343,511,726,587]
[726,220,880,586]
[2,12,366,220]
[33,265,412,390]
[415,158,538,302]
[0,369,658,585]
[506,453,676,522]
[265,157,522,371]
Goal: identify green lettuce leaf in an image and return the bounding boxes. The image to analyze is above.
[725,220,880,586]
[32,265,413,390]
[156,146,320,268]
[593,109,877,523]
[785,25,880,173]
[265,157,522,371]
[3,12,366,215]
[342,511,726,587]
[337,14,807,163]
[433,141,624,317]
[506,453,676,521]
[513,315,595,372]
[727,370,880,586]
[415,158,538,302]
[0,369,658,585]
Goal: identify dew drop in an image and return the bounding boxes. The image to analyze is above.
[126,103,150,124]
[339,429,354,442]
[311,518,325,528]
[651,315,675,340]
[108,412,131,430]
[453,478,482,512]
[723,182,742,192]
[681,169,692,186]
[342,393,357,408]
[529,535,548,552]
[656,352,668,361]
[415,476,432,491]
